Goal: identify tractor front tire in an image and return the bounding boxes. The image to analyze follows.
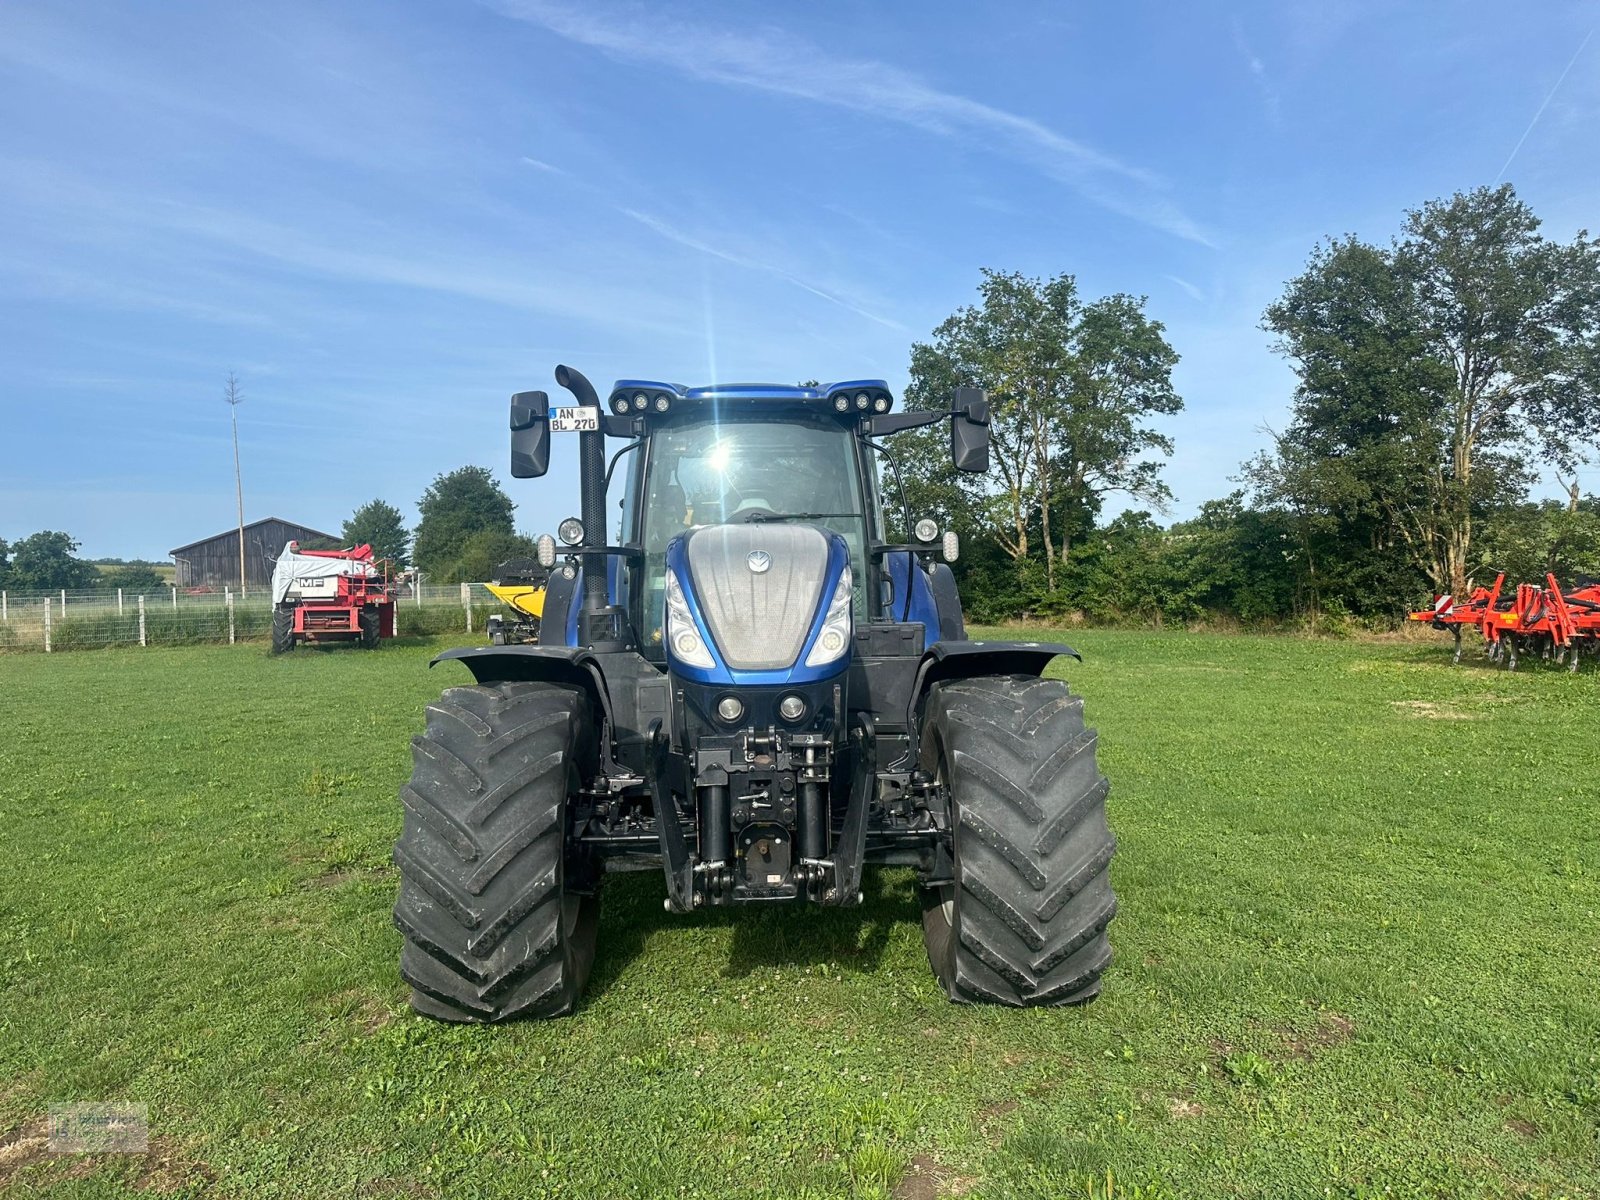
[920,675,1116,1007]
[393,681,600,1022]
[270,604,295,654]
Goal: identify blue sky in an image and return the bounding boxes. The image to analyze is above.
[2,1,1597,559]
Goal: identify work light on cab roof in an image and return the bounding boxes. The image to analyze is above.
[606,380,894,418]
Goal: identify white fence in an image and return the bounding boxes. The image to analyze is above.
[0,583,496,653]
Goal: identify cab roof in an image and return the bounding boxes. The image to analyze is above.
[606,379,895,417]
[613,379,889,401]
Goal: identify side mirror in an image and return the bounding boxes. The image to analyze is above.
[950,385,990,473]
[510,390,550,478]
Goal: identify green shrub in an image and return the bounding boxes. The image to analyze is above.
[393,604,469,637]
[50,612,142,650]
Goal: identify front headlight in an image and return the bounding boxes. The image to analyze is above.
[664,569,714,668]
[804,566,854,668]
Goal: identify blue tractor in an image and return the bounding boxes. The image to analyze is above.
[393,366,1116,1020]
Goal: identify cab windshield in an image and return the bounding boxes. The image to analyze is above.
[627,413,870,653]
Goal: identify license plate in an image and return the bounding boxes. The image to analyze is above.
[550,405,600,432]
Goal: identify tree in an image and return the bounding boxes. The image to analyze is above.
[1262,185,1600,597]
[0,537,9,588]
[1240,237,1449,621]
[443,530,540,585]
[342,499,411,569]
[6,531,99,591]
[412,467,515,578]
[1477,496,1600,584]
[97,564,166,592]
[905,269,1181,592]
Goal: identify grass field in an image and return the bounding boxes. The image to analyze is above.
[1,630,1596,1198]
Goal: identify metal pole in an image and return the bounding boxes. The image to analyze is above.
[172,586,178,610]
[461,582,473,632]
[118,588,124,615]
[226,373,247,596]
[44,597,51,653]
[60,588,66,613]
[226,588,235,644]
[138,595,146,646]
[2,590,7,621]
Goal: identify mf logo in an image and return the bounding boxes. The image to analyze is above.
[746,550,772,574]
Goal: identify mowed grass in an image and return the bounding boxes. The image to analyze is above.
[1,630,1596,1199]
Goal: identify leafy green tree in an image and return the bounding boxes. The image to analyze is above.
[443,530,540,585]
[412,467,515,579]
[1162,495,1304,622]
[342,499,411,569]
[97,564,166,592]
[1261,184,1600,598]
[1476,497,1600,584]
[6,531,99,591]
[0,537,9,588]
[905,269,1181,593]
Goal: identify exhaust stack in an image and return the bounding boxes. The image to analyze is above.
[554,364,622,648]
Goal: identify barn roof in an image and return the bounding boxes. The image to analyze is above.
[169,517,339,556]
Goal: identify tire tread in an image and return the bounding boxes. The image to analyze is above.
[392,681,597,1022]
[922,674,1116,1007]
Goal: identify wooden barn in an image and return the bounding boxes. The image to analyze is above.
[169,517,340,591]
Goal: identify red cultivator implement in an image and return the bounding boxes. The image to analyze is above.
[1411,571,1600,671]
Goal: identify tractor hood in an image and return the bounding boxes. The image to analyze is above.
[663,524,853,686]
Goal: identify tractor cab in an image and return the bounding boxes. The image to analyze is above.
[524,378,981,665]
[513,378,985,777]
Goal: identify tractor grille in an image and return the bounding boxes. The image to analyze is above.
[685,525,829,671]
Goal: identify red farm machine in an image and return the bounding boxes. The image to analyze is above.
[269,541,396,653]
[1410,572,1600,671]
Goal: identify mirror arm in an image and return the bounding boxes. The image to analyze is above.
[864,410,944,436]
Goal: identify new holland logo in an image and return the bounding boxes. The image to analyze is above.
[746,550,772,574]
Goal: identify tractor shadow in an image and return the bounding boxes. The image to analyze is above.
[585,866,920,1002]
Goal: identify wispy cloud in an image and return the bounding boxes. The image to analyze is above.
[0,6,454,172]
[0,161,695,337]
[619,208,907,331]
[487,1,1213,245]
[0,248,283,330]
[1231,18,1283,129]
[520,156,568,175]
[1164,274,1206,302]
[1494,27,1595,183]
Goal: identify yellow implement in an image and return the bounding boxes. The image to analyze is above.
[484,582,545,618]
